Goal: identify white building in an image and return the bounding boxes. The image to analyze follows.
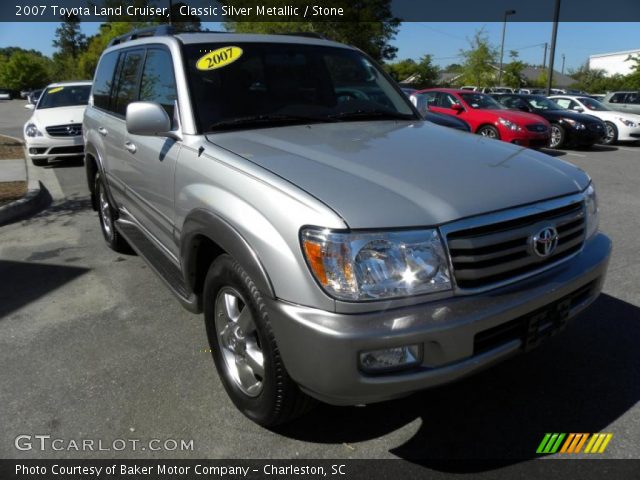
[589,49,640,76]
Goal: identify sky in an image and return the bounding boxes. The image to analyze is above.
[0,21,638,72]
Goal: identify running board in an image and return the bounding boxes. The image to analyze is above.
[115,219,201,313]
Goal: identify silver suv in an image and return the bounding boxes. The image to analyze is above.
[84,26,611,426]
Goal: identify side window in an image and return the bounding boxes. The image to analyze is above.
[555,98,571,109]
[139,48,178,120]
[441,93,460,108]
[93,51,118,111]
[627,92,639,104]
[113,49,144,117]
[610,93,625,103]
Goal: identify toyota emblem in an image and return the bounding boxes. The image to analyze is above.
[531,226,559,258]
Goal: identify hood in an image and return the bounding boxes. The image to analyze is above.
[536,109,603,124]
[207,121,590,229]
[584,109,640,122]
[31,105,86,128]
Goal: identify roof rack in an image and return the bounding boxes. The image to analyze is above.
[108,25,175,47]
[279,32,327,40]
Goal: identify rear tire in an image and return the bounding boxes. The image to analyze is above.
[477,125,500,140]
[31,158,48,167]
[95,172,131,253]
[602,122,618,145]
[549,124,565,149]
[203,254,314,427]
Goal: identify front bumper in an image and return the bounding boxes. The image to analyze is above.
[267,233,611,406]
[565,126,604,146]
[504,130,550,148]
[24,135,84,160]
[617,124,640,142]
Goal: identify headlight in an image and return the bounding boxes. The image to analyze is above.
[301,228,452,301]
[498,117,522,131]
[563,118,585,130]
[616,117,637,127]
[25,123,42,137]
[585,183,599,239]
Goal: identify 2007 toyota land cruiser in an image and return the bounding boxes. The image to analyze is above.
[84,26,611,426]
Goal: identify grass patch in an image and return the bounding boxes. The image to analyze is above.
[0,181,27,206]
[0,135,25,160]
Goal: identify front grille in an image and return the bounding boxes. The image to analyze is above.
[446,201,586,290]
[526,124,548,133]
[473,279,597,355]
[49,145,83,154]
[46,123,82,137]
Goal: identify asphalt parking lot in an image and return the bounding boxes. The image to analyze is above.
[0,98,639,469]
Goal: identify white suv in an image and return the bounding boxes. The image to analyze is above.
[24,81,92,166]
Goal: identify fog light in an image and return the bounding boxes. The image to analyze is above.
[359,345,422,373]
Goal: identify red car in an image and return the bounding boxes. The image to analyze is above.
[415,88,551,148]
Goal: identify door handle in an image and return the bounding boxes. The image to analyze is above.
[98,127,108,136]
[124,141,137,154]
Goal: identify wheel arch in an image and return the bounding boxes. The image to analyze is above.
[180,209,275,309]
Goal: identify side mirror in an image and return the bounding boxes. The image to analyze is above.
[573,106,584,113]
[517,104,530,112]
[25,103,35,110]
[126,102,173,137]
[451,103,464,112]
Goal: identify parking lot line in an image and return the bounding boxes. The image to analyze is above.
[565,152,586,157]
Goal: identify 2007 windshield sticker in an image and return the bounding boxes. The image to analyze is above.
[48,87,64,94]
[196,46,243,71]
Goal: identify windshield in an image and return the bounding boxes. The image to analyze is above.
[37,85,91,109]
[459,93,503,110]
[184,43,416,132]
[525,96,562,111]
[578,97,611,111]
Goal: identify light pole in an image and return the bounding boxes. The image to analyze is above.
[546,0,562,95]
[497,9,516,87]
[561,53,566,74]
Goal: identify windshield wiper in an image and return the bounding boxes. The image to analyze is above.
[209,114,332,131]
[326,109,416,121]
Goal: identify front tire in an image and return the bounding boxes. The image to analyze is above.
[94,172,130,253]
[549,124,566,149]
[477,125,500,140]
[602,122,618,145]
[203,254,314,427]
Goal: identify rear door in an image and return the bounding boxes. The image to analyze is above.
[106,48,145,207]
[623,92,640,114]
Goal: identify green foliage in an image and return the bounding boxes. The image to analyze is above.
[531,70,548,88]
[224,0,400,62]
[385,59,418,82]
[567,64,631,92]
[502,50,524,88]
[0,50,51,89]
[385,55,439,87]
[459,29,498,87]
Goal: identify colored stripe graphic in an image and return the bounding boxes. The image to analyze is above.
[538,433,613,454]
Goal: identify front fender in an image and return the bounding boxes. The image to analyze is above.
[180,209,275,299]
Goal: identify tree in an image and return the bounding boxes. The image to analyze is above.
[385,59,418,82]
[413,55,439,88]
[224,0,400,62]
[0,51,51,90]
[53,14,86,59]
[502,50,525,88]
[459,29,498,87]
[624,54,640,89]
[51,14,87,80]
[531,70,548,88]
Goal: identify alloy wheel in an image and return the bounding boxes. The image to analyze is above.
[214,287,264,397]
